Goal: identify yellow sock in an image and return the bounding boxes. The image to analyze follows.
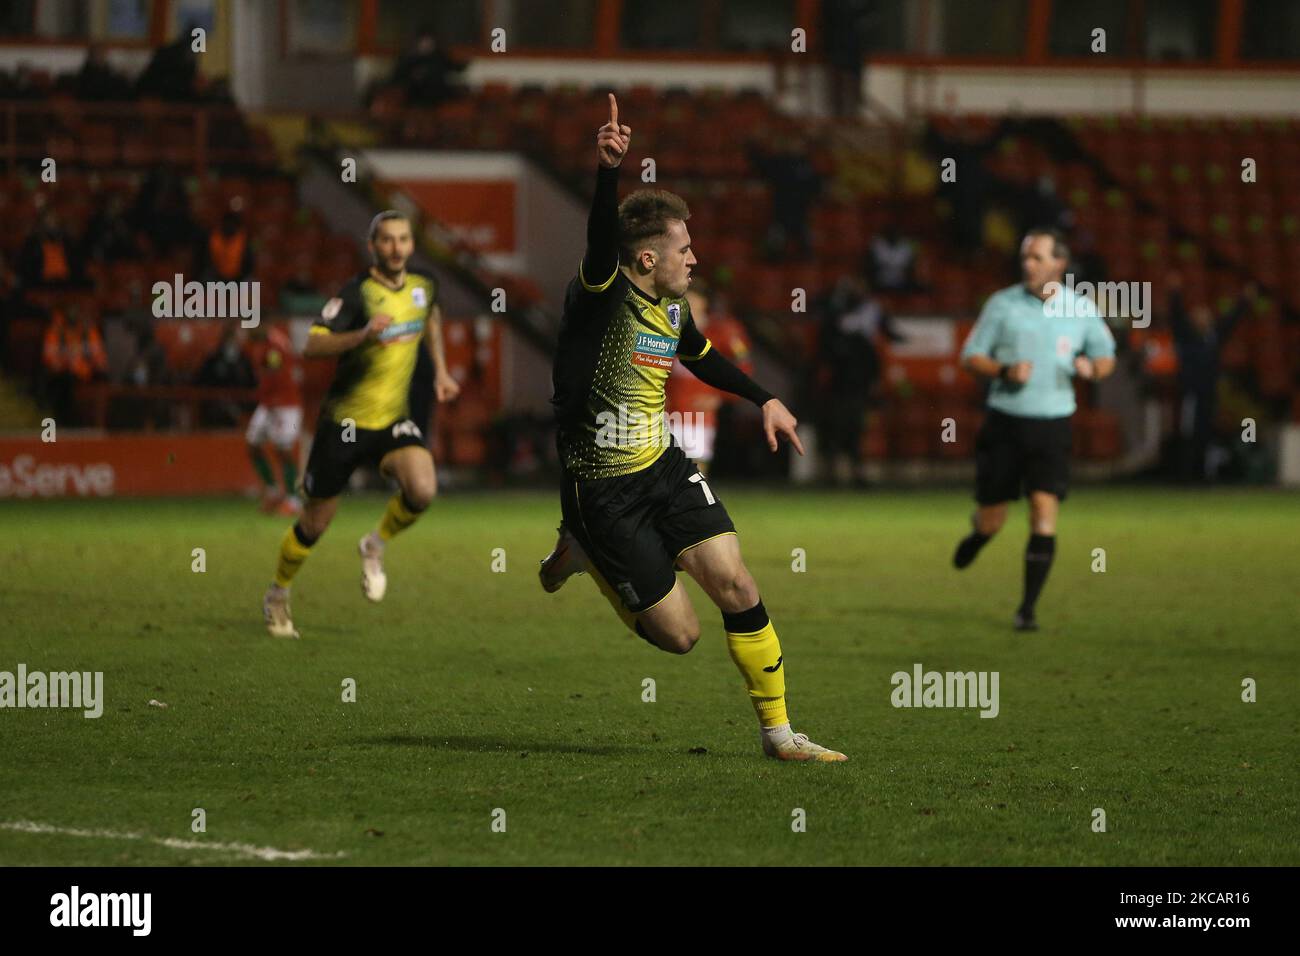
[725,602,789,727]
[273,524,315,587]
[378,493,421,541]
[587,566,639,634]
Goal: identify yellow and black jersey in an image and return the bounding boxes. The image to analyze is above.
[311,269,438,430]
[552,264,711,480]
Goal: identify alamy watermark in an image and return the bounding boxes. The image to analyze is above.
[1043,273,1151,328]
[891,663,999,718]
[596,406,709,450]
[0,664,103,718]
[152,274,260,328]
[50,886,150,936]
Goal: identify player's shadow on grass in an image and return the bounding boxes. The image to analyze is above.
[359,734,644,757]
[191,615,352,637]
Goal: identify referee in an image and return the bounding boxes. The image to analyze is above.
[952,229,1116,630]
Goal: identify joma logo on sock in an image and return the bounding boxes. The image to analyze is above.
[890,663,999,719]
[0,664,103,719]
[50,886,151,936]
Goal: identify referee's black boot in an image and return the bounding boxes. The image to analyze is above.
[1013,607,1039,632]
[952,516,992,569]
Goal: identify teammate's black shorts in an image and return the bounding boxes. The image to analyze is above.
[975,408,1072,505]
[561,444,736,614]
[302,416,428,499]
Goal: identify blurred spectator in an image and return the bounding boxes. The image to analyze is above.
[0,63,43,100]
[135,32,200,101]
[279,255,326,314]
[195,326,255,427]
[925,121,996,254]
[1167,273,1254,482]
[131,167,196,256]
[1020,174,1071,235]
[748,134,821,260]
[40,306,108,424]
[40,309,76,423]
[75,44,132,101]
[18,210,79,288]
[817,275,905,485]
[389,27,466,107]
[120,324,173,430]
[0,251,11,359]
[1071,227,1107,286]
[83,193,140,263]
[868,216,920,292]
[822,0,871,118]
[244,321,304,514]
[126,325,171,387]
[198,209,254,282]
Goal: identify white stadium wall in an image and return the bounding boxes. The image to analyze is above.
[868,64,1300,118]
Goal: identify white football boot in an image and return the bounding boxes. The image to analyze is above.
[762,731,848,763]
[538,524,589,593]
[263,584,300,639]
[359,532,387,602]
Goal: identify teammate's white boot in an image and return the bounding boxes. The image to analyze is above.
[761,728,848,763]
[263,583,300,639]
[539,524,589,593]
[359,532,387,602]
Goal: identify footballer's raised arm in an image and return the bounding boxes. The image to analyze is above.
[581,93,630,293]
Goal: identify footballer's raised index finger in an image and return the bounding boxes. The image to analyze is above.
[608,92,618,128]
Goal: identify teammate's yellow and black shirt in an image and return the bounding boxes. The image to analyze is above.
[553,264,711,479]
[311,268,438,430]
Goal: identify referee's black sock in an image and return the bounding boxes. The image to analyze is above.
[1019,534,1056,614]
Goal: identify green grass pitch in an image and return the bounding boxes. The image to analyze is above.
[1,487,1296,865]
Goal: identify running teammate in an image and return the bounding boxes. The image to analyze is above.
[262,212,460,638]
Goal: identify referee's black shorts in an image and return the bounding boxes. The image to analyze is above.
[974,408,1072,505]
[561,444,736,614]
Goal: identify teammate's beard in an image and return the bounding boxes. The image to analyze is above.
[373,258,406,283]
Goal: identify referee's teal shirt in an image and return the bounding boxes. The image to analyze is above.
[961,283,1116,419]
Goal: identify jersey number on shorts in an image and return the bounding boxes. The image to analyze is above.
[392,420,422,439]
[689,472,715,505]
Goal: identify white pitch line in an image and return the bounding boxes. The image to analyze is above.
[1,820,346,862]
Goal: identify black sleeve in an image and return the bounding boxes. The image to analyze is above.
[313,278,366,333]
[680,324,774,408]
[580,165,620,292]
[1168,289,1190,343]
[237,356,256,388]
[1217,296,1248,345]
[881,310,906,343]
[17,235,41,285]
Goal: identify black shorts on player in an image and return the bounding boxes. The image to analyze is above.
[302,416,427,500]
[561,443,736,614]
[974,409,1072,504]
